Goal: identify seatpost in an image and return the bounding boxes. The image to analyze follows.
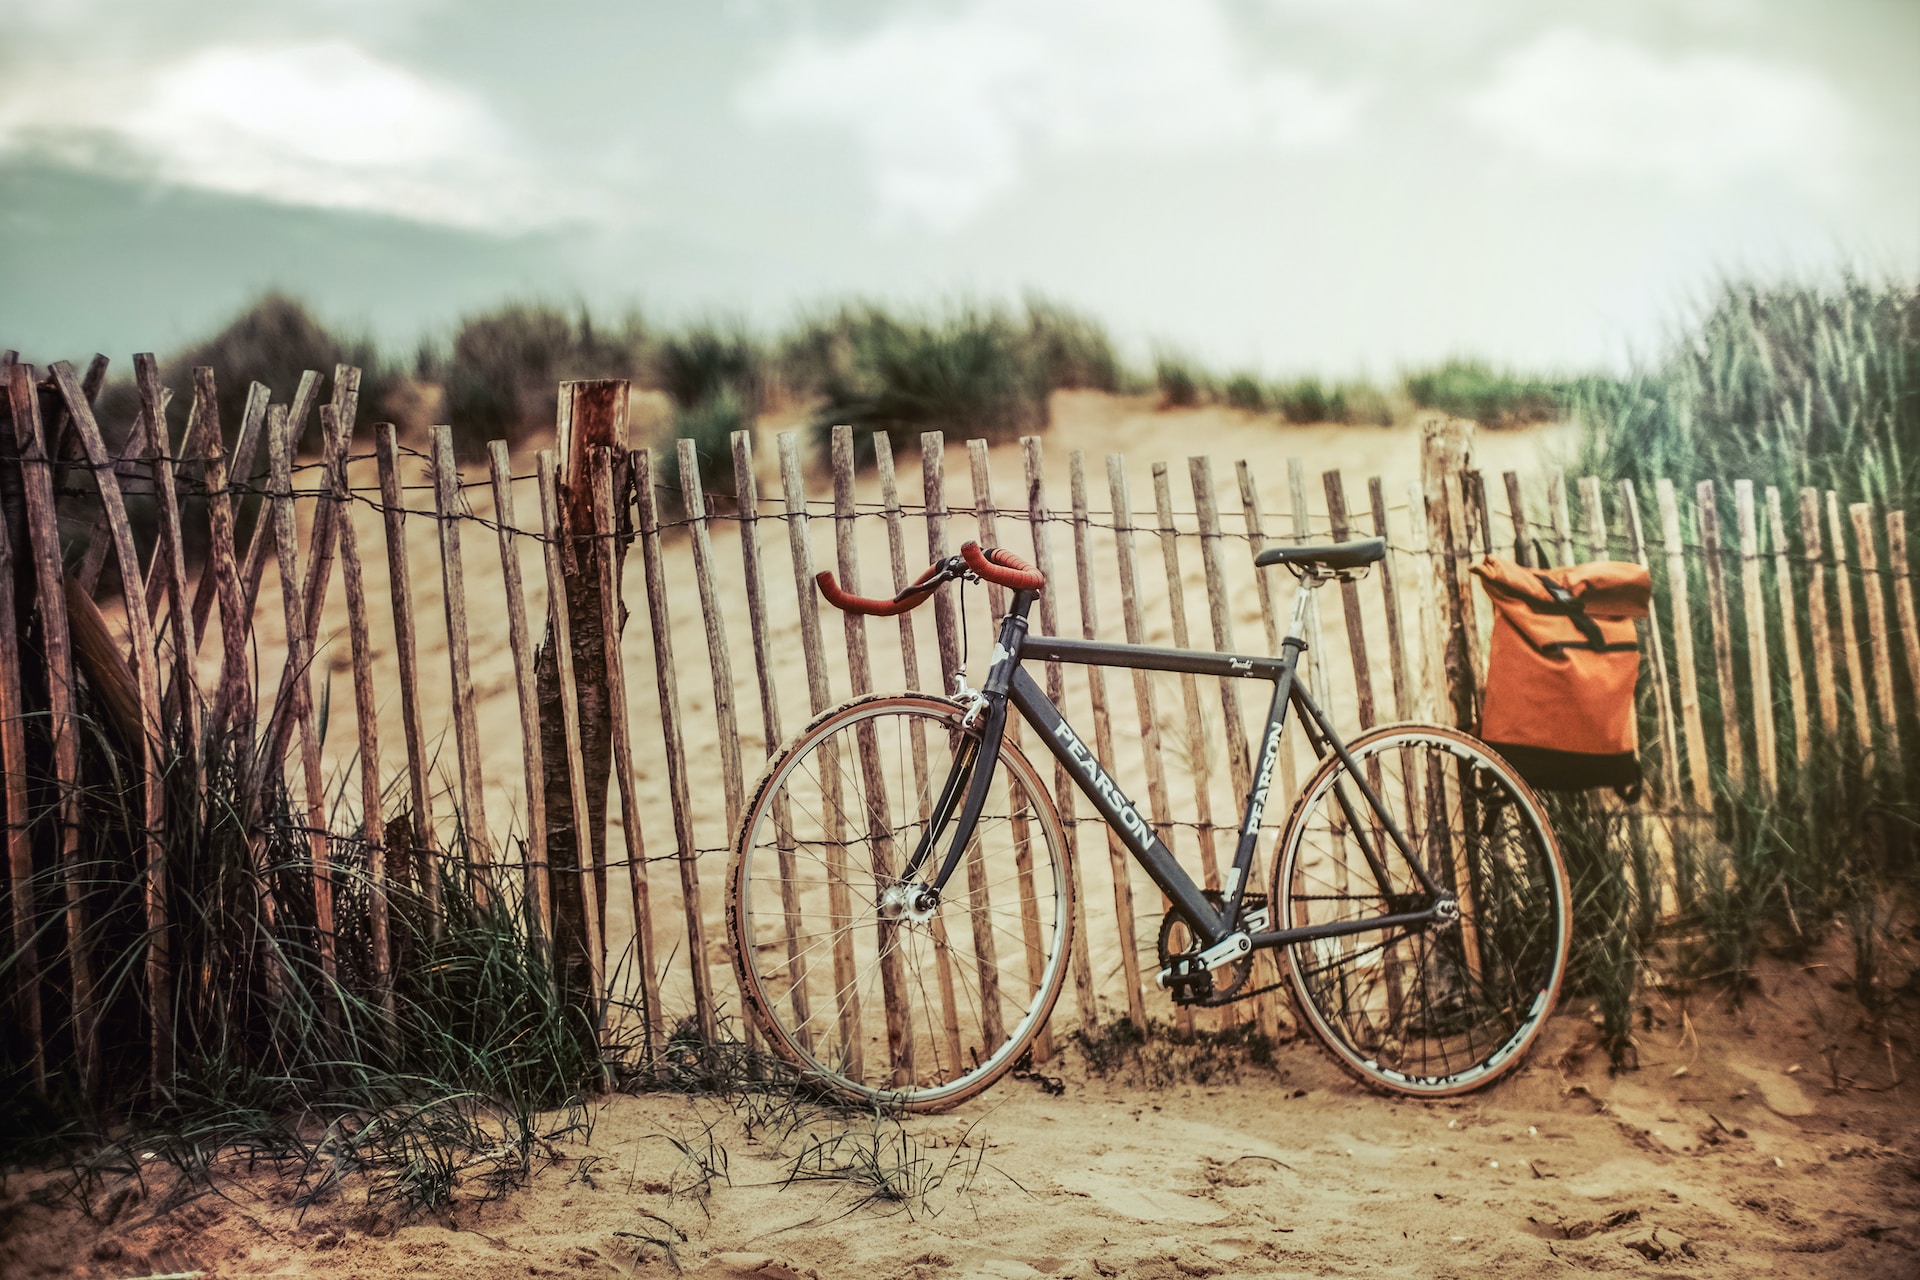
[1285,572,1323,644]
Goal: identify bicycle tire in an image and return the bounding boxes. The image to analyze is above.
[727,692,1075,1110]
[1275,724,1570,1096]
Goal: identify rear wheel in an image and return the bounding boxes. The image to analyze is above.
[1275,724,1569,1096]
[728,693,1075,1110]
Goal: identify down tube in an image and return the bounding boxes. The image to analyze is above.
[1007,667,1224,943]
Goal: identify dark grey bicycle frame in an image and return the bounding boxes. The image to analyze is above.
[906,587,1451,958]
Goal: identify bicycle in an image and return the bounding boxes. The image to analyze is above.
[726,537,1571,1110]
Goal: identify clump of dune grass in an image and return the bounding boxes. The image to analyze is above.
[434,301,647,455]
[1403,358,1574,428]
[788,301,1058,462]
[1575,276,1920,510]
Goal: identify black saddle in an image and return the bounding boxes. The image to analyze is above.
[1254,537,1387,573]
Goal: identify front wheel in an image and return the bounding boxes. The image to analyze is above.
[1275,724,1570,1096]
[727,693,1075,1111]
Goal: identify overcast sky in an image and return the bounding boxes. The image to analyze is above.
[2,0,1915,375]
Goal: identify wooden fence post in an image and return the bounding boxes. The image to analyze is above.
[1073,451,1147,1030]
[1154,464,1224,896]
[9,367,94,1091]
[538,381,629,1006]
[1695,482,1744,791]
[1827,492,1873,761]
[375,424,440,930]
[488,442,552,985]
[0,469,38,1092]
[1767,488,1811,768]
[1368,476,1412,724]
[1655,480,1713,808]
[834,426,917,1080]
[1619,481,1683,805]
[338,433,393,1019]
[1419,416,1478,729]
[1020,438,1098,1029]
[537,451,606,1030]
[1850,502,1901,758]
[1322,471,1378,731]
[431,425,492,893]
[1734,481,1777,798]
[1799,489,1841,743]
[778,431,860,1069]
[1888,511,1920,738]
[604,449,666,1050]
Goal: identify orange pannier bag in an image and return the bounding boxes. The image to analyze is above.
[1469,557,1652,793]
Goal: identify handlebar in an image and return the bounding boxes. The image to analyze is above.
[815,541,1046,616]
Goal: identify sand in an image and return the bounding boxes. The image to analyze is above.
[3,943,1915,1278]
[4,395,1914,1277]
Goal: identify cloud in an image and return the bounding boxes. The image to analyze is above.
[0,39,569,232]
[1462,29,1853,192]
[740,0,1368,231]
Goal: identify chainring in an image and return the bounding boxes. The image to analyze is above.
[1156,891,1258,1006]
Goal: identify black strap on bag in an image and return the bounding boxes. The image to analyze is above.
[1520,575,1641,657]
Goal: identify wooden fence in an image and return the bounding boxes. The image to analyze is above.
[4,360,1919,1099]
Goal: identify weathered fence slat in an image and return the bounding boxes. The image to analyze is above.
[0,476,40,1091]
[1889,511,1920,742]
[375,425,440,927]
[1620,480,1683,805]
[189,380,269,648]
[1419,418,1479,727]
[680,439,746,831]
[839,426,918,1080]
[883,432,965,1059]
[1734,481,1778,798]
[194,377,253,731]
[1322,470,1377,731]
[1548,470,1575,566]
[1191,457,1281,1042]
[271,402,338,991]
[1237,464,1300,797]
[1578,477,1608,565]
[339,432,393,1018]
[1800,489,1842,742]
[1154,464,1223,896]
[602,449,668,1048]
[1020,437,1098,1029]
[967,438,1056,1059]
[10,366,94,1088]
[777,432,860,1070]
[1287,460,1341,724]
[1502,472,1531,566]
[1768,488,1811,768]
[536,452,605,1024]
[137,356,200,743]
[52,361,174,1089]
[432,425,492,890]
[1105,453,1187,1035]
[488,442,552,981]
[1073,451,1146,1030]
[732,429,813,1054]
[1826,491,1873,759]
[1850,502,1901,757]
[75,395,160,596]
[1655,480,1713,807]
[1369,476,1411,724]
[1695,481,1745,789]
[921,434,964,687]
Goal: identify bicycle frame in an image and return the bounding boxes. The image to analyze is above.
[898,580,1455,965]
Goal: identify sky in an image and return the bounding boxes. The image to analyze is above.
[2,0,1916,376]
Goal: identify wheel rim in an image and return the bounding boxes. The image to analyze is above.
[733,697,1071,1106]
[1279,728,1568,1093]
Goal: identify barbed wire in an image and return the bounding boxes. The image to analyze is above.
[9,428,1916,576]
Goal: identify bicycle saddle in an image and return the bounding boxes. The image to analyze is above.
[1255,537,1387,572]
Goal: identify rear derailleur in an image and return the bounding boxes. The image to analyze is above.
[1156,892,1268,1008]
